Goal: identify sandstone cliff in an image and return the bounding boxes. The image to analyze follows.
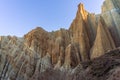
[101,0,120,47]
[0,0,120,80]
[90,17,116,59]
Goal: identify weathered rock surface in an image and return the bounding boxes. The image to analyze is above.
[101,0,120,47]
[63,44,80,69]
[0,0,120,80]
[90,17,116,59]
[69,3,91,61]
[28,48,120,80]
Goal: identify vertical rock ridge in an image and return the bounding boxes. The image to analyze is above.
[90,17,116,59]
[101,0,120,47]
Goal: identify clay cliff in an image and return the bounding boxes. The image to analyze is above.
[0,0,120,80]
[101,0,120,47]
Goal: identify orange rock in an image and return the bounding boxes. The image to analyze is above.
[64,43,80,69]
[24,27,51,57]
[69,3,90,61]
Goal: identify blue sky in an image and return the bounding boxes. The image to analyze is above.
[0,0,104,37]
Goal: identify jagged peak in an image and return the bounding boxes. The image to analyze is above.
[78,3,85,11]
[77,3,88,20]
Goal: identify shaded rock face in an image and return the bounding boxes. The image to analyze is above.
[102,0,120,12]
[0,0,120,80]
[63,44,80,69]
[101,0,120,47]
[90,17,115,59]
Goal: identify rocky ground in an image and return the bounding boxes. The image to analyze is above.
[35,48,120,80]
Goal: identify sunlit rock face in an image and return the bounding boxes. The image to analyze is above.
[69,3,90,62]
[0,0,120,80]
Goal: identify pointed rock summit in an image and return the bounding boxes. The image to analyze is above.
[78,3,88,20]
